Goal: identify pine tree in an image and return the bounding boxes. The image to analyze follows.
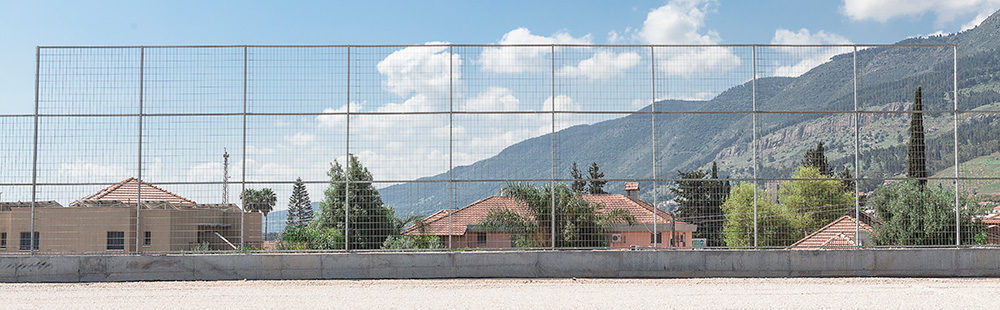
[908,87,927,186]
[802,142,832,176]
[838,167,855,193]
[671,161,729,247]
[316,154,396,249]
[570,162,587,193]
[586,162,607,194]
[287,178,312,228]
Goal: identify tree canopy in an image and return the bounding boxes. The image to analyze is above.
[867,181,984,246]
[480,183,633,248]
[721,166,855,247]
[315,154,398,249]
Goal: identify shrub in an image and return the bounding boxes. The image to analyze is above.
[277,226,345,250]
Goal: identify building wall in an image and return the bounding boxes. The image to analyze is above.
[444,229,695,249]
[0,207,262,253]
[610,230,692,248]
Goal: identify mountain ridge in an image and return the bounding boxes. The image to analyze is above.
[378,10,1000,216]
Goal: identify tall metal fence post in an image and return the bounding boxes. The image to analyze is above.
[30,47,40,256]
[550,44,556,249]
[448,45,454,249]
[751,45,759,248]
[136,47,145,254]
[650,46,658,248]
[853,46,861,247]
[241,46,248,249]
[953,45,961,246]
[345,45,352,251]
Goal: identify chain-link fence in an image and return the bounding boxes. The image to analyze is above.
[1,44,996,255]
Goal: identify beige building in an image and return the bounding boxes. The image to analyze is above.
[0,178,261,253]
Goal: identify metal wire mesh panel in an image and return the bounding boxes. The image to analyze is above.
[4,44,985,256]
[0,116,34,186]
[143,47,244,115]
[37,48,141,115]
[247,46,348,114]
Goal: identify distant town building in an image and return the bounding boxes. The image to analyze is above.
[404,183,696,249]
[0,178,261,253]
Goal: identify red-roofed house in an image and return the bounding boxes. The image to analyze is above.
[983,207,1000,244]
[0,178,261,253]
[789,211,875,249]
[404,183,696,249]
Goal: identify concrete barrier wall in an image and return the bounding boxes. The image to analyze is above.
[2,249,999,282]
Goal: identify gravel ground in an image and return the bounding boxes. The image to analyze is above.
[1,278,997,309]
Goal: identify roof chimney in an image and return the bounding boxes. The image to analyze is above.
[624,182,639,201]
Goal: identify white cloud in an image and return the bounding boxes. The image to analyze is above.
[607,30,626,43]
[769,28,852,77]
[58,160,128,182]
[285,132,315,146]
[925,30,948,37]
[376,42,460,98]
[842,0,1000,26]
[631,98,651,109]
[633,0,741,76]
[480,28,591,74]
[543,94,580,112]
[185,161,223,183]
[637,0,719,45]
[962,10,993,30]
[558,51,642,80]
[316,104,349,128]
[463,87,520,111]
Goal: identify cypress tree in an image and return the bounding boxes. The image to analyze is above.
[671,162,730,247]
[908,87,927,186]
[802,142,832,176]
[586,162,607,194]
[706,162,729,247]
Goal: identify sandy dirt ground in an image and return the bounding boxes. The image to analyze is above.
[1,278,997,309]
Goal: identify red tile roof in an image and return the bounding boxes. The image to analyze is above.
[78,177,196,205]
[404,194,685,236]
[624,182,639,191]
[790,212,875,249]
[984,213,1000,225]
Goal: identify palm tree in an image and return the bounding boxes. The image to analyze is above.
[242,188,277,238]
[482,183,634,248]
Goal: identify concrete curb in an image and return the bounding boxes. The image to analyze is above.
[2,248,999,282]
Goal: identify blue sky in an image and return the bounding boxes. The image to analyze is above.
[1,0,996,206]
[1,0,996,113]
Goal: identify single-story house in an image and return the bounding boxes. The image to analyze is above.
[403,182,697,249]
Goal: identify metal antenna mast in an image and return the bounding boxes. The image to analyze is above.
[223,148,230,204]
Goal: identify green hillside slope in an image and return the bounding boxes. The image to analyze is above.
[379,10,1000,216]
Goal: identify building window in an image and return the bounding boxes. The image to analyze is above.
[143,231,152,247]
[20,232,39,251]
[107,231,125,250]
[651,232,662,244]
[1,232,6,249]
[477,233,487,245]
